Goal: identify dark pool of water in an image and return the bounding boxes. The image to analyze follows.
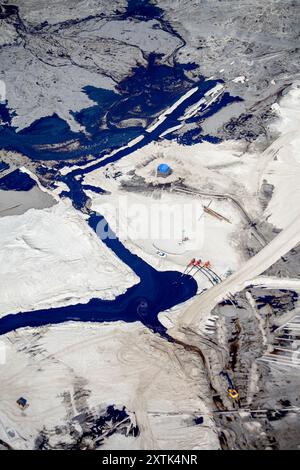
[0,54,228,163]
[126,0,163,19]
[0,168,36,191]
[0,161,9,173]
[0,4,241,336]
[0,213,197,338]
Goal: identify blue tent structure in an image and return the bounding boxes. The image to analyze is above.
[157,163,172,177]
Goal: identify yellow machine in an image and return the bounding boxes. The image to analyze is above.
[228,388,239,400]
[220,372,239,400]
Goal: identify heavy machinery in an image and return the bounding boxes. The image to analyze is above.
[220,371,239,400]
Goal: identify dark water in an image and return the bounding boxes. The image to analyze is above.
[0,74,231,336]
[0,168,36,191]
[0,211,197,337]
[0,57,231,162]
[0,1,242,336]
[126,0,163,19]
[0,269,196,337]
[0,161,9,173]
[56,78,230,213]
[167,92,243,145]
[0,102,12,124]
[0,57,191,160]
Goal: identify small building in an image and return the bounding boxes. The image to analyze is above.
[157,163,172,178]
[17,397,28,410]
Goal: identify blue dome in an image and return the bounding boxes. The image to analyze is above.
[157,163,171,173]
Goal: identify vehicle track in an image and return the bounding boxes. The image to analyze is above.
[172,184,267,246]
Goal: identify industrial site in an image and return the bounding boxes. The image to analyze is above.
[0,0,299,452]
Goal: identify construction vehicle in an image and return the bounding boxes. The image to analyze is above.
[220,372,239,400]
[156,250,167,258]
[228,388,239,399]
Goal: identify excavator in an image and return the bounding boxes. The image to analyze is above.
[220,371,239,400]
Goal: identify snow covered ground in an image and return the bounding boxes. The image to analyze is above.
[0,321,219,450]
[261,83,300,229]
[175,210,300,336]
[168,84,300,339]
[80,83,300,356]
[0,1,299,451]
[82,129,265,291]
[89,189,244,292]
[83,137,262,217]
[0,200,138,316]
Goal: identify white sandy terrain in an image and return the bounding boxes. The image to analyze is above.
[261,83,300,229]
[0,200,138,316]
[173,211,300,339]
[82,131,265,291]
[0,2,299,452]
[89,189,244,292]
[84,137,262,218]
[107,85,300,341]
[0,321,219,450]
